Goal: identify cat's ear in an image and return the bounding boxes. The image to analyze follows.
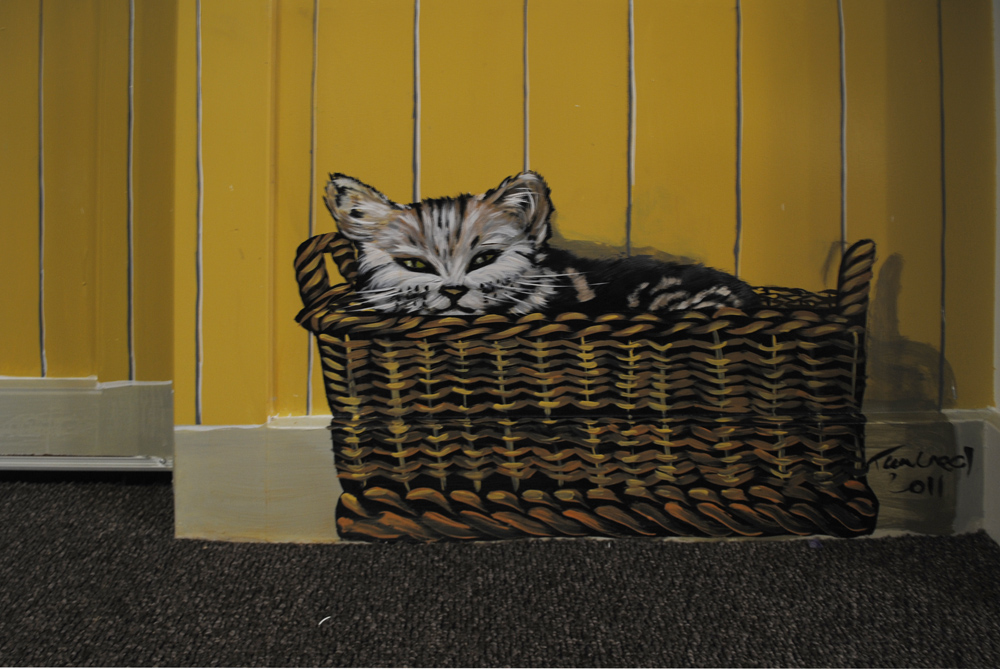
[324,173,400,242]
[484,171,553,244]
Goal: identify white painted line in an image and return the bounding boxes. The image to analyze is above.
[626,0,636,257]
[412,0,421,202]
[38,0,47,378]
[936,0,948,410]
[195,0,205,424]
[734,0,744,278]
[523,0,530,172]
[128,0,137,380]
[838,0,847,252]
[307,0,320,416]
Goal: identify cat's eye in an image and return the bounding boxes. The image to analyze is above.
[468,250,500,271]
[396,256,437,274]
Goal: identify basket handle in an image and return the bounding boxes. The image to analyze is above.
[837,239,876,320]
[294,232,359,312]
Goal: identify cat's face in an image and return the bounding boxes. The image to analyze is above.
[324,172,558,315]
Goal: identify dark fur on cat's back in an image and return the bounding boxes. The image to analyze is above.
[324,171,757,317]
[536,246,755,316]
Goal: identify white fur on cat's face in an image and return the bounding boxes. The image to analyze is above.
[324,172,559,316]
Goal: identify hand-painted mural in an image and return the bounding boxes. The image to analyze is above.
[4,0,992,543]
[296,174,880,542]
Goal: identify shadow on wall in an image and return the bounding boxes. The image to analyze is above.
[864,253,972,535]
[548,225,695,265]
[867,253,954,413]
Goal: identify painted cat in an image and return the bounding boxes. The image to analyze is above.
[324,171,757,317]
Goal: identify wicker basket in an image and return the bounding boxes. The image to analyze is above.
[295,235,879,541]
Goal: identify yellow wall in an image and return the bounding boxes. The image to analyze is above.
[843,0,945,410]
[1,0,995,423]
[1,0,174,383]
[0,1,42,378]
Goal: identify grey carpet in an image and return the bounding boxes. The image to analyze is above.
[0,472,998,668]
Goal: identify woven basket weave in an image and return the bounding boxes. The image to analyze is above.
[296,235,879,541]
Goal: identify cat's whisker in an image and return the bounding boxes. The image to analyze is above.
[356,290,399,303]
[355,292,402,302]
[524,276,612,287]
[372,291,406,301]
[354,287,400,295]
[360,291,394,300]
[516,279,599,287]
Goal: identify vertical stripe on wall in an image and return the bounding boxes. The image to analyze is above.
[271,0,317,418]
[199,0,276,425]
[523,0,530,172]
[132,0,176,383]
[44,0,100,378]
[0,1,43,377]
[413,0,421,202]
[837,0,847,250]
[941,0,995,409]
[94,0,130,383]
[740,0,842,293]
[735,0,744,277]
[195,0,204,422]
[626,0,635,256]
[843,0,943,412]
[420,0,523,199]
[311,0,415,416]
[630,0,738,273]
[173,0,198,424]
[528,0,629,248]
[38,0,47,378]
[128,0,136,381]
[314,0,415,208]
[937,0,948,410]
[38,1,46,377]
[307,0,319,414]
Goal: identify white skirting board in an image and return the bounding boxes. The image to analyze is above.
[173,418,340,543]
[985,421,1000,543]
[174,412,999,544]
[0,377,173,462]
[944,409,1000,543]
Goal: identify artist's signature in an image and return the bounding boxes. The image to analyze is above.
[866,445,974,496]
[867,445,974,475]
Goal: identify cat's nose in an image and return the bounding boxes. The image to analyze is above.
[441,285,468,304]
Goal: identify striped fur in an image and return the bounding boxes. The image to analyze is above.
[324,172,756,316]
